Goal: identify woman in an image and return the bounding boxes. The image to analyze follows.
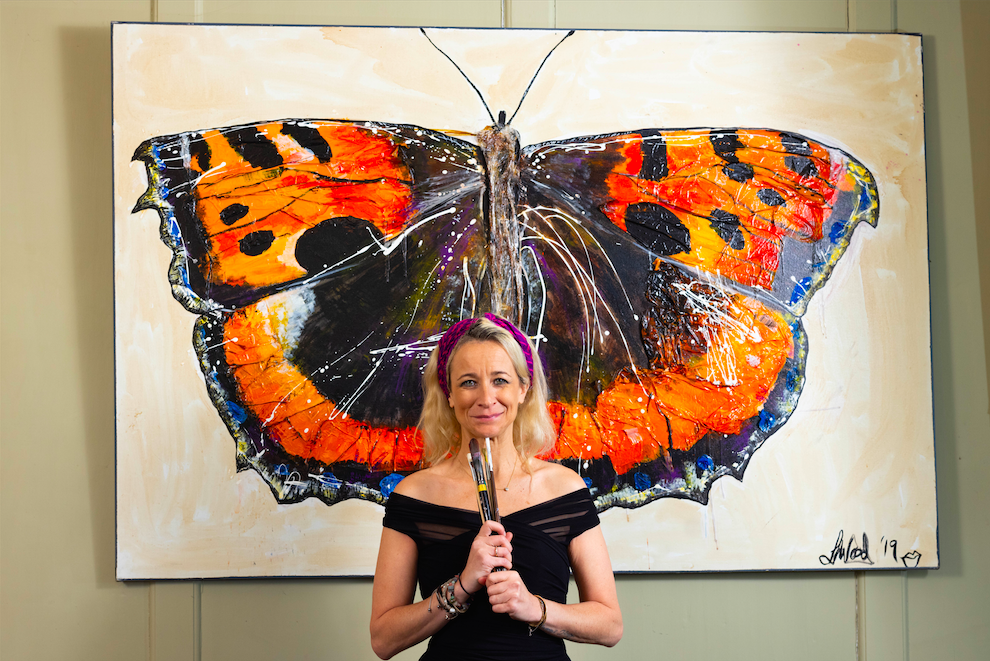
[370,314,622,660]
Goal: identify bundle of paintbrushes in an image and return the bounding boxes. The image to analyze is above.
[467,438,506,572]
[467,438,500,523]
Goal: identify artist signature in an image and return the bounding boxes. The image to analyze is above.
[819,530,922,568]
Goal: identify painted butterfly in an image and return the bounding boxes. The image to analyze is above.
[132,29,878,511]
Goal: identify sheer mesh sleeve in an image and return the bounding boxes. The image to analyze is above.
[382,492,476,545]
[508,488,600,545]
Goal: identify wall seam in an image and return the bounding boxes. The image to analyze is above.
[194,582,202,661]
[901,571,911,661]
[856,572,866,661]
[148,582,155,661]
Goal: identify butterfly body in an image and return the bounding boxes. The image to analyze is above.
[134,95,877,508]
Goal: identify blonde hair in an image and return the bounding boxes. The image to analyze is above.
[418,317,554,467]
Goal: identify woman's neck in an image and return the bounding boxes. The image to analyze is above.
[456,435,521,487]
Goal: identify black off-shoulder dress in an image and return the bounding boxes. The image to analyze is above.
[382,488,600,661]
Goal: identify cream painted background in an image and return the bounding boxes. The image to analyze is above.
[114,25,933,577]
[3,0,988,659]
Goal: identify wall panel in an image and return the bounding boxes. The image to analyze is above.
[2,1,988,660]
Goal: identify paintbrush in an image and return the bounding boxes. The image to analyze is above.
[484,437,500,522]
[468,438,497,522]
[468,437,505,572]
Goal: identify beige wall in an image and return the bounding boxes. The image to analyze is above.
[1,1,987,660]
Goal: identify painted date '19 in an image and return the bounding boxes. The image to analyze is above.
[819,531,922,568]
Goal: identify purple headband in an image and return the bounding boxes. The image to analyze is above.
[436,313,535,398]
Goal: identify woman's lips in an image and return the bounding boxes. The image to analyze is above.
[472,411,504,422]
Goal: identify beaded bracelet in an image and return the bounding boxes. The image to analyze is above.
[433,574,471,620]
[437,574,471,620]
[528,595,547,635]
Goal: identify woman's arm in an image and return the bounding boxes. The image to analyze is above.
[370,522,514,659]
[483,525,623,647]
[369,527,442,660]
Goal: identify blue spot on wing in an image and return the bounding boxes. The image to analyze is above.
[785,368,800,391]
[226,401,247,424]
[789,277,813,305]
[634,472,652,491]
[379,473,405,498]
[583,477,593,489]
[858,185,875,213]
[759,410,776,433]
[829,218,848,244]
[696,455,714,472]
[314,472,342,489]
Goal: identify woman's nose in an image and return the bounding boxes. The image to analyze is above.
[478,382,496,405]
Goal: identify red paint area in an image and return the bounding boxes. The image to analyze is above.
[599,129,840,292]
[188,123,416,290]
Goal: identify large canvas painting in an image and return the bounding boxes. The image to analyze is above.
[113,24,935,578]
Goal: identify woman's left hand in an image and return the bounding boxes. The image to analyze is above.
[483,570,543,623]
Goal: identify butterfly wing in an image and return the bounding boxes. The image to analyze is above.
[133,119,487,503]
[520,128,878,507]
[133,120,877,510]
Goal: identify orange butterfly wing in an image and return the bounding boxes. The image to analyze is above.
[520,128,876,503]
[134,119,488,501]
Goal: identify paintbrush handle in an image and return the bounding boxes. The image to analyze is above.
[469,439,505,571]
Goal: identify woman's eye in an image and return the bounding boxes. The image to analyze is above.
[459,379,476,388]
[494,377,509,386]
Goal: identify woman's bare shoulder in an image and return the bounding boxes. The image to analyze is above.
[392,460,463,501]
[529,459,588,497]
[392,466,437,500]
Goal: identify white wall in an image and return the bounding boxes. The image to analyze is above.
[2,1,987,659]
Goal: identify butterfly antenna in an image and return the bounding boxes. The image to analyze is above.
[421,28,496,125]
[507,30,575,125]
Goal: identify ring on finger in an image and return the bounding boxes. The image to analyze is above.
[493,546,498,557]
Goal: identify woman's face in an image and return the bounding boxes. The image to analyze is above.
[447,340,528,444]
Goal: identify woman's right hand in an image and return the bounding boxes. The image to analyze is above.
[461,521,513,594]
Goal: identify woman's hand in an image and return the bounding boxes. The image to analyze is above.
[461,520,513,594]
[484,569,544,624]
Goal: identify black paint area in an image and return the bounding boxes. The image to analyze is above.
[189,137,211,173]
[758,188,786,207]
[625,203,691,256]
[785,155,818,178]
[558,455,618,496]
[710,130,743,163]
[239,230,275,256]
[220,203,250,226]
[709,209,746,250]
[780,132,813,156]
[641,260,717,370]
[295,216,384,275]
[225,126,284,170]
[722,162,754,183]
[280,122,333,162]
[639,139,669,180]
[291,241,425,428]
